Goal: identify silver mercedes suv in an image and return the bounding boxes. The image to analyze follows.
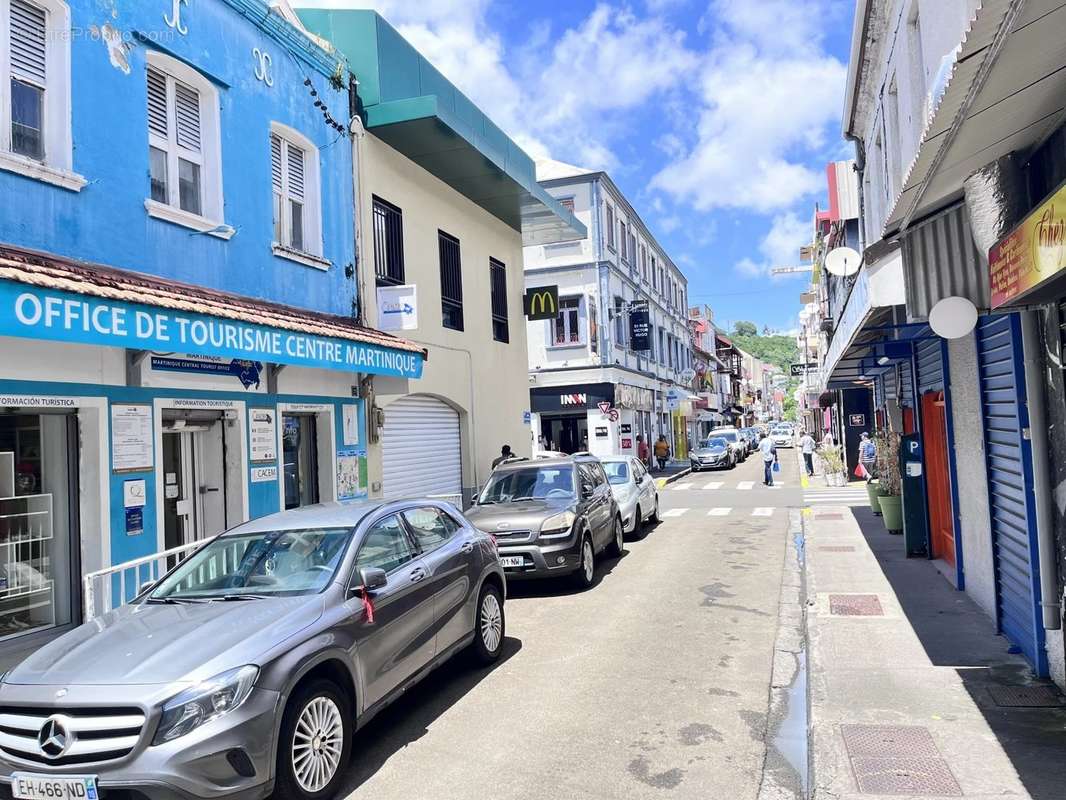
[0,500,505,800]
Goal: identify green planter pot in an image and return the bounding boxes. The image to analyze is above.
[878,494,903,533]
[865,480,883,515]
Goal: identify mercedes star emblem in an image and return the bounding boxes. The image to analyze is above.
[38,717,69,759]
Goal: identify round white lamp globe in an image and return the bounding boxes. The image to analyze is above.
[929,296,978,339]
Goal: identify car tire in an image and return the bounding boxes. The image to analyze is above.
[649,495,661,524]
[572,534,596,590]
[275,679,353,800]
[607,515,625,558]
[470,583,505,665]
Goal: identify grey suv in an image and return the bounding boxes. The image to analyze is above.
[0,500,505,800]
[465,456,623,589]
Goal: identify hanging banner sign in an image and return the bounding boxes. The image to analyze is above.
[990,180,1066,308]
[524,286,559,320]
[629,307,650,351]
[0,280,423,379]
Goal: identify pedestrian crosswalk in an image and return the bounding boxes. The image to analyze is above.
[659,507,779,518]
[666,480,785,491]
[801,486,869,506]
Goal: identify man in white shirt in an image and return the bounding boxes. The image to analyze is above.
[799,430,816,477]
[758,432,778,486]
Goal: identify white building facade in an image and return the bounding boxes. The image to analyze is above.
[524,161,693,460]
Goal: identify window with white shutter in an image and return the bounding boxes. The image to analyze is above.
[269,123,322,259]
[143,51,227,234]
[0,0,76,184]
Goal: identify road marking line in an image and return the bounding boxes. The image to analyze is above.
[737,481,754,490]
[707,507,732,516]
[752,507,773,516]
[663,508,689,517]
[703,482,723,490]
[672,483,693,491]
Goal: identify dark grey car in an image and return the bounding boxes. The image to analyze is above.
[0,500,505,800]
[465,456,624,589]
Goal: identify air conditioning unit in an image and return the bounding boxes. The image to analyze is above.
[819,318,835,334]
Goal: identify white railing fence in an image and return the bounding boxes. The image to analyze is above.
[82,541,202,622]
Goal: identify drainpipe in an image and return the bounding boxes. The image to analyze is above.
[845,134,867,255]
[1020,310,1061,631]
[348,78,368,326]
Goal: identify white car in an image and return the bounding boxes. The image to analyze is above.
[709,427,748,463]
[601,456,660,538]
[771,428,793,447]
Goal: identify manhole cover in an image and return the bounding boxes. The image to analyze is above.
[841,725,939,758]
[816,513,844,520]
[830,594,884,616]
[988,685,1066,707]
[850,757,962,795]
[819,546,855,552]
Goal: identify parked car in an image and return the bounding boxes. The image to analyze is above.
[465,456,623,589]
[533,450,569,459]
[740,428,759,453]
[772,426,794,447]
[709,427,747,463]
[600,456,660,537]
[689,436,735,471]
[0,500,505,800]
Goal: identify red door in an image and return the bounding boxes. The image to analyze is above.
[922,391,955,566]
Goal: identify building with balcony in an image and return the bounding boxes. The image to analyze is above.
[523,160,692,460]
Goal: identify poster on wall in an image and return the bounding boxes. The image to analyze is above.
[111,404,153,473]
[336,449,366,501]
[249,409,277,463]
[342,404,360,446]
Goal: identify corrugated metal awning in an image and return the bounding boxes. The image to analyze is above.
[884,0,1066,236]
[900,202,988,320]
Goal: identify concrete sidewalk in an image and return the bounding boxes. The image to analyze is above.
[804,504,1066,800]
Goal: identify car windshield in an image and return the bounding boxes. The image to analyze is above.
[700,438,728,449]
[602,461,630,485]
[713,430,738,442]
[149,527,352,600]
[479,466,575,502]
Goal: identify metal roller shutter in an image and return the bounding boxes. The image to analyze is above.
[382,395,462,502]
[898,359,915,410]
[976,313,1046,676]
[915,337,945,394]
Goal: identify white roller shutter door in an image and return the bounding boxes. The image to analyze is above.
[382,395,462,501]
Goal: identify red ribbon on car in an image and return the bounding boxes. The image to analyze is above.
[360,590,375,624]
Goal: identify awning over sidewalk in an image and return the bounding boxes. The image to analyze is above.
[0,246,426,379]
[884,0,1066,236]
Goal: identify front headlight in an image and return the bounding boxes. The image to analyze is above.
[153,665,258,745]
[540,510,576,539]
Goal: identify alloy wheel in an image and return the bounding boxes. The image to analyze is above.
[614,518,624,551]
[292,696,344,794]
[480,591,503,653]
[582,539,594,582]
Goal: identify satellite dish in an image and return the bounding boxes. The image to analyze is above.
[929,296,978,339]
[824,247,862,277]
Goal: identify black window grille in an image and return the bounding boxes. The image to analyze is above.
[490,257,508,343]
[372,196,405,285]
[439,230,464,331]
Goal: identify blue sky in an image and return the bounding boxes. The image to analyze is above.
[296,0,856,334]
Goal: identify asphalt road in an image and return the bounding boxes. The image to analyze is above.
[338,452,803,800]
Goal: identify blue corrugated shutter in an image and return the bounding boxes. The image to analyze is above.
[916,337,945,393]
[898,359,915,410]
[976,313,1046,676]
[874,372,886,411]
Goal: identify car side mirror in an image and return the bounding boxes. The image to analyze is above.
[359,567,387,592]
[470,493,479,506]
[138,579,157,596]
[581,483,594,499]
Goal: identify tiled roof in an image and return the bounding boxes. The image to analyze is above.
[0,244,426,357]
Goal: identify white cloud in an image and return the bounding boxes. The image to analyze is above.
[652,0,846,212]
[735,212,811,278]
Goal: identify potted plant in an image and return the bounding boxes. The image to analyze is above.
[874,431,903,533]
[865,477,883,515]
[819,445,846,487]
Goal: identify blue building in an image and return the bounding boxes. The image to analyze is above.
[0,0,423,658]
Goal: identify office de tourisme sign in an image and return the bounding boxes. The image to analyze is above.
[0,281,424,379]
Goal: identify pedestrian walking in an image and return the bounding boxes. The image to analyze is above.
[799,429,816,477]
[758,432,778,486]
[654,435,670,472]
[637,435,650,469]
[858,432,877,480]
[491,445,513,470]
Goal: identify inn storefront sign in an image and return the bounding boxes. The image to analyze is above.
[0,280,424,380]
[991,179,1066,309]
